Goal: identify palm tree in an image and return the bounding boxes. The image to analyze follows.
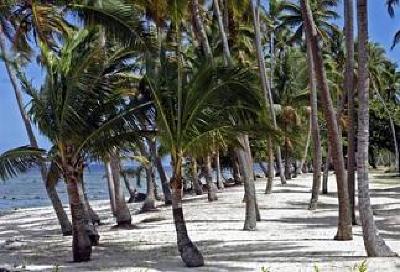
[300,0,353,240]
[356,0,397,256]
[251,0,287,186]
[22,29,149,261]
[344,0,357,224]
[0,1,74,236]
[146,59,265,266]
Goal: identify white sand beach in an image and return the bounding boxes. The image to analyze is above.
[1,172,400,272]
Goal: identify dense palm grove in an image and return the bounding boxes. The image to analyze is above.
[0,0,399,268]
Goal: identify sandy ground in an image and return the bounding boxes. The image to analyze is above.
[1,171,400,272]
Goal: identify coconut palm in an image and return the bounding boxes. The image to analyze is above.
[146,56,265,265]
[17,29,150,261]
[356,0,397,256]
[300,0,353,240]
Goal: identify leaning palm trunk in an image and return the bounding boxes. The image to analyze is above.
[46,162,72,235]
[191,0,213,59]
[213,0,231,65]
[121,170,136,203]
[62,149,92,262]
[301,0,352,240]
[344,0,357,224]
[250,0,286,185]
[306,42,322,210]
[300,117,312,174]
[171,154,204,267]
[205,155,218,201]
[356,0,397,256]
[155,155,173,204]
[0,32,72,234]
[110,153,131,225]
[236,135,257,230]
[81,179,100,225]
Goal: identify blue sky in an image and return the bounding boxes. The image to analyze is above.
[1,1,400,153]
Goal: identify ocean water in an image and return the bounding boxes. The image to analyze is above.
[0,163,263,211]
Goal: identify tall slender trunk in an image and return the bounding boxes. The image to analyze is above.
[104,161,116,215]
[301,0,352,240]
[205,155,218,201]
[110,153,131,225]
[356,0,397,256]
[46,162,72,235]
[191,0,213,59]
[322,144,330,194]
[251,0,286,185]
[171,154,204,267]
[306,41,322,210]
[265,138,275,194]
[0,31,72,233]
[191,158,203,195]
[215,151,224,189]
[232,152,242,184]
[81,178,100,225]
[284,140,291,180]
[140,140,157,212]
[155,155,172,204]
[300,116,312,173]
[213,0,231,65]
[344,0,357,224]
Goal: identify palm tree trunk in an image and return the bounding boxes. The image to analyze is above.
[322,144,330,194]
[139,140,157,212]
[104,161,116,215]
[121,170,136,203]
[62,150,92,262]
[251,0,286,185]
[171,154,204,267]
[300,116,312,173]
[236,135,257,230]
[265,138,275,194]
[0,31,72,234]
[232,153,242,184]
[215,151,224,189]
[191,0,213,59]
[110,153,131,225]
[155,155,173,204]
[344,0,357,225]
[205,155,218,201]
[301,0,352,240]
[356,0,397,256]
[191,158,203,195]
[306,41,322,210]
[79,173,99,246]
[81,179,100,225]
[46,162,72,236]
[213,0,231,65]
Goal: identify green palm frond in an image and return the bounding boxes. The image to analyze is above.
[0,146,46,181]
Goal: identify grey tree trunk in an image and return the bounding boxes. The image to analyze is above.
[301,0,352,240]
[356,0,397,256]
[251,0,286,185]
[205,155,218,201]
[322,144,331,195]
[191,158,203,195]
[155,155,173,205]
[300,116,312,174]
[213,0,231,65]
[104,161,116,215]
[191,0,213,59]
[344,0,357,225]
[110,153,131,225]
[215,151,224,189]
[265,138,275,194]
[121,170,136,203]
[46,162,72,235]
[306,41,322,210]
[0,31,72,234]
[140,140,157,212]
